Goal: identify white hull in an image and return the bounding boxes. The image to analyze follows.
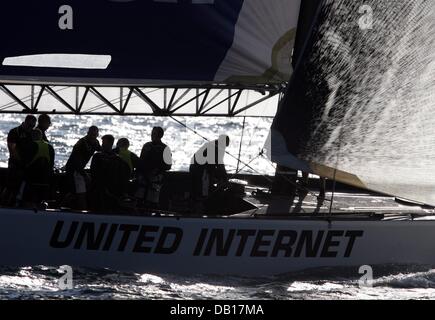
[1,208,435,276]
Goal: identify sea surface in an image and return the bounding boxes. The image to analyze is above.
[0,115,434,300]
[2,265,435,300]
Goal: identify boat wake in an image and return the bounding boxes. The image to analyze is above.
[1,265,435,299]
[374,269,435,289]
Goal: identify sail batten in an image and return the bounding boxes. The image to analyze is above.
[272,0,435,205]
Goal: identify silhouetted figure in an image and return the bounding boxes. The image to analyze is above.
[115,138,140,178]
[136,127,172,207]
[36,113,51,143]
[19,129,55,206]
[189,135,230,213]
[114,138,140,196]
[1,115,36,206]
[90,135,125,212]
[64,126,101,210]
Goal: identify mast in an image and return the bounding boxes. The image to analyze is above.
[270,0,323,204]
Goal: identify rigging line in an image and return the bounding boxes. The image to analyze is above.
[247,115,266,148]
[245,91,264,148]
[329,116,346,216]
[328,169,337,215]
[233,151,263,176]
[226,148,266,180]
[236,116,247,173]
[329,146,341,215]
[168,115,273,182]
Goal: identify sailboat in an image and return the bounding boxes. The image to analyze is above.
[0,0,435,276]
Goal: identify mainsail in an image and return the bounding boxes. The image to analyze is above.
[271,0,435,205]
[0,0,300,86]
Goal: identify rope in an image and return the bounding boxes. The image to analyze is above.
[236,116,247,173]
[207,151,267,196]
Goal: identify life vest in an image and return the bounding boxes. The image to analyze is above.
[28,140,50,167]
[118,148,133,173]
